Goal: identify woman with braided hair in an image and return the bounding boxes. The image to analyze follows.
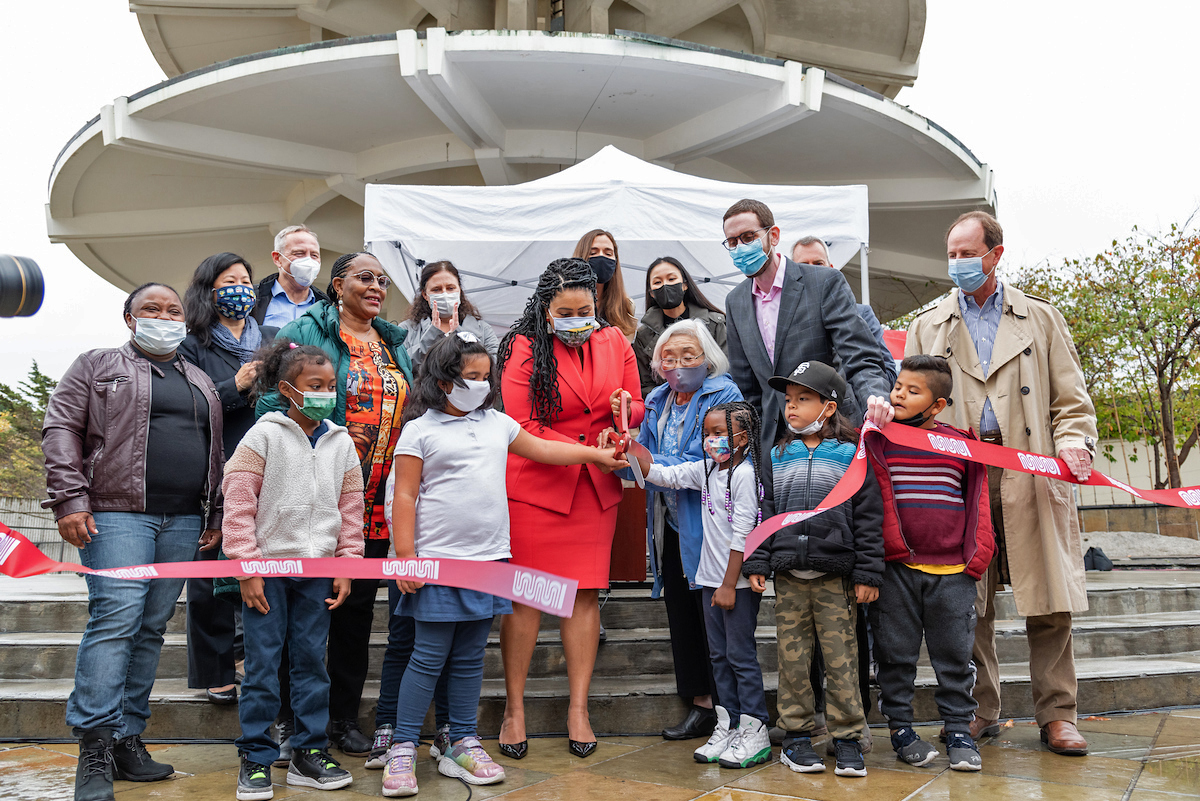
[496,257,645,759]
[256,251,414,759]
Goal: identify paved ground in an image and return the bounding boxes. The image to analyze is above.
[4,710,1199,800]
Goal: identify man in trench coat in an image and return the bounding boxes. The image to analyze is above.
[868,210,1098,756]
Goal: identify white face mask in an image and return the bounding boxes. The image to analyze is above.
[132,317,187,356]
[284,255,320,288]
[786,402,835,436]
[446,378,491,413]
[429,291,460,318]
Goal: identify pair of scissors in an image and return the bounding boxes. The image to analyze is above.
[612,392,650,488]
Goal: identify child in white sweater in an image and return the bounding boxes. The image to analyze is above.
[223,341,365,800]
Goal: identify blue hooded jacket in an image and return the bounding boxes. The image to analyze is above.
[619,373,742,597]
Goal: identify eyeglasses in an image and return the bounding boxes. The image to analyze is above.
[658,354,706,370]
[722,228,768,251]
[350,271,390,289]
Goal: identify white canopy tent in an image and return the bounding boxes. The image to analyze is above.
[364,146,870,330]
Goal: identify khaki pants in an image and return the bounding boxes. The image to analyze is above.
[974,463,1077,726]
[774,572,865,740]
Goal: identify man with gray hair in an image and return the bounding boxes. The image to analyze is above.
[251,224,327,328]
[792,236,897,387]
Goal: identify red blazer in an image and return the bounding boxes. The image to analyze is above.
[504,327,645,514]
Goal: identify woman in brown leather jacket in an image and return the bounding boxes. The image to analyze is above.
[41,283,224,801]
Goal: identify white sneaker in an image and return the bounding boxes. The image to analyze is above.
[718,715,771,769]
[693,706,737,763]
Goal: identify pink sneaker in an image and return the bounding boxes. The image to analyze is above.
[382,742,418,797]
[436,737,506,785]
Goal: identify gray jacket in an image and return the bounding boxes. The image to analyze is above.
[726,258,894,450]
[398,314,500,372]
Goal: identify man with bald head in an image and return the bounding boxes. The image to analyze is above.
[866,211,1098,756]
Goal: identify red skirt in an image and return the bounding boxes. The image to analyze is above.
[508,469,617,589]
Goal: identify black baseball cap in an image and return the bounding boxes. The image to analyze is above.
[768,360,847,402]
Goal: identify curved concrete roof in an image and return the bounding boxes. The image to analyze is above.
[47,30,992,321]
[132,0,925,98]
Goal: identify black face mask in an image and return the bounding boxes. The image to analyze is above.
[651,282,686,310]
[894,399,940,427]
[588,256,617,284]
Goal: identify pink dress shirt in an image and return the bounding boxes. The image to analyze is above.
[752,252,787,365]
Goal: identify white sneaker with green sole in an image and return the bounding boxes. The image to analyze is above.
[718,715,771,769]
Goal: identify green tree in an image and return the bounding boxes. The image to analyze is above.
[0,361,57,498]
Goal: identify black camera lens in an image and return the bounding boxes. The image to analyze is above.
[0,255,45,318]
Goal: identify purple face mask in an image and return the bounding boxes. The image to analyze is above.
[662,363,707,394]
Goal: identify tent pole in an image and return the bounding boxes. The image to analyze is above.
[859,243,870,307]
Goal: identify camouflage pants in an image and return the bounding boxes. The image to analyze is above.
[774,572,865,740]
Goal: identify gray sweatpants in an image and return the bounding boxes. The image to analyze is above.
[868,562,978,733]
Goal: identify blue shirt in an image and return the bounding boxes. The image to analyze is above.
[263,280,317,329]
[959,282,1003,434]
[659,399,687,529]
[307,420,329,448]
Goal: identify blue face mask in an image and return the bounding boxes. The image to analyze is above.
[948,247,996,293]
[730,238,770,276]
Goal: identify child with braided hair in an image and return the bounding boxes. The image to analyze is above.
[627,401,771,770]
[743,360,884,779]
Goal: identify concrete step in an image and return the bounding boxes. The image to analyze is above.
[6,649,1200,739]
[7,608,1200,682]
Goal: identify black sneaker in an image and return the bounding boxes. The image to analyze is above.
[236,755,274,801]
[833,739,867,777]
[328,719,372,757]
[946,732,983,772]
[780,735,825,773]
[112,734,174,782]
[273,719,294,768]
[75,729,115,801]
[891,727,938,767]
[287,749,353,791]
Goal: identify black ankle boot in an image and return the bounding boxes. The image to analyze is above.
[75,729,115,801]
[112,734,175,782]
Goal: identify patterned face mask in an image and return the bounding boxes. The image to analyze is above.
[703,435,733,463]
[214,284,257,320]
[550,315,598,347]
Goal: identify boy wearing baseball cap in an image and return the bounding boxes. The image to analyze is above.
[742,360,883,778]
[863,354,995,771]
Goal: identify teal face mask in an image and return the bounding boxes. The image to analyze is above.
[284,382,337,421]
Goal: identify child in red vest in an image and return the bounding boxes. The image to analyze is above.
[864,355,995,772]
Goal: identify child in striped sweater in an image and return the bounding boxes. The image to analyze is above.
[863,354,995,772]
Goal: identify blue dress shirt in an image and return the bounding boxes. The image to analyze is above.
[959,283,1003,434]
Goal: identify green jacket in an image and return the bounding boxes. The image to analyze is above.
[254,300,414,425]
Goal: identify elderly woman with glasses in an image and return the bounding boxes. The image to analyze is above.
[256,251,414,758]
[608,317,744,741]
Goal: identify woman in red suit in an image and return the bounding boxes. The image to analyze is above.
[497,258,645,759]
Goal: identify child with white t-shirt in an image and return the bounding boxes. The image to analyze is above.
[379,331,626,798]
[628,401,770,770]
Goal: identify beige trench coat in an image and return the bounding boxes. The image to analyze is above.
[907,285,1098,617]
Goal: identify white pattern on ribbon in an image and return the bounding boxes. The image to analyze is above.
[241,560,303,575]
[0,534,18,566]
[381,559,440,580]
[93,566,160,579]
[512,570,568,613]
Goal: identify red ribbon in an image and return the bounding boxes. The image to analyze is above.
[0,524,578,617]
[743,421,1200,558]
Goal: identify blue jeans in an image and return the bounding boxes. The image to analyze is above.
[67,512,199,738]
[237,578,334,765]
[702,587,768,723]
[376,581,450,730]
[393,618,491,744]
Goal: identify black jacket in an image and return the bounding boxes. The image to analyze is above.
[251,273,328,326]
[178,326,277,457]
[742,438,885,588]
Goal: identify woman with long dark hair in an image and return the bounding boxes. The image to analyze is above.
[573,229,638,339]
[179,252,275,706]
[496,257,644,759]
[633,256,727,398]
[398,260,499,371]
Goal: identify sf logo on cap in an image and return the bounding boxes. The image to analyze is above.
[795,362,809,373]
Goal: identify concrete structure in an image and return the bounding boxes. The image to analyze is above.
[131,0,926,98]
[47,34,992,321]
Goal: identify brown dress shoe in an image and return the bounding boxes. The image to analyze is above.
[1040,720,1088,756]
[939,717,1000,743]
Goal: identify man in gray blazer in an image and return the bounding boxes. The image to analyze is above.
[722,199,893,451]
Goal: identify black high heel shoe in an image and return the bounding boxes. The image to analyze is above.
[498,741,528,760]
[568,739,597,758]
[205,686,237,705]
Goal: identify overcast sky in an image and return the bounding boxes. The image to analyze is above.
[2,1,1198,387]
